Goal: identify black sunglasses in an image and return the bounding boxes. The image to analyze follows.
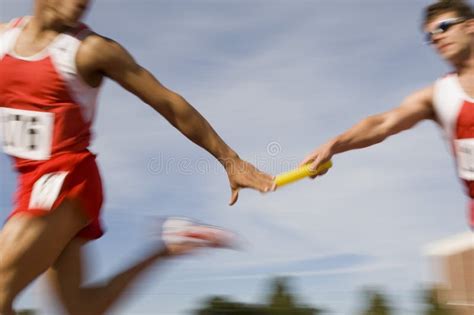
[425,17,466,44]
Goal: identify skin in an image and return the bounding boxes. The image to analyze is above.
[2,0,274,203]
[300,11,474,177]
[0,1,272,314]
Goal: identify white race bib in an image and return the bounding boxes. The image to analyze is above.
[0,108,54,160]
[454,138,474,180]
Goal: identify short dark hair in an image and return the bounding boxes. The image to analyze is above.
[423,0,474,25]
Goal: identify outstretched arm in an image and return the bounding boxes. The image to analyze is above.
[300,86,435,171]
[77,35,274,204]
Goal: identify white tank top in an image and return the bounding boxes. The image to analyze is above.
[433,73,474,181]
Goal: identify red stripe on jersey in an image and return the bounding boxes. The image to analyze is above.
[455,101,474,198]
[455,101,474,139]
[11,17,24,28]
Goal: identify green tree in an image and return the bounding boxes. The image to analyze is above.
[264,277,323,315]
[422,287,453,315]
[193,277,324,315]
[267,277,296,309]
[196,296,260,315]
[360,289,392,315]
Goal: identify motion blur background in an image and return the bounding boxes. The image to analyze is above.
[0,1,470,314]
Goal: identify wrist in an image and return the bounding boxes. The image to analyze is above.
[217,150,240,170]
[326,138,340,155]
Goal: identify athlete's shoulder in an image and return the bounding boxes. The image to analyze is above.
[400,85,435,114]
[76,32,133,81]
[83,33,124,53]
[80,32,107,48]
[408,84,435,102]
[0,17,27,35]
[433,71,455,82]
[0,23,7,35]
[0,18,15,34]
[432,72,458,94]
[79,33,131,66]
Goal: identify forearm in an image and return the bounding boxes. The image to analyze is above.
[328,115,390,155]
[99,45,239,164]
[158,94,239,164]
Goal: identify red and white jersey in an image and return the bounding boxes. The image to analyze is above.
[0,17,100,171]
[433,73,474,197]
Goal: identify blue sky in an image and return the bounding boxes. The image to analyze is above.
[1,1,472,314]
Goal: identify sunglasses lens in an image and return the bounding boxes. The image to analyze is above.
[439,21,451,32]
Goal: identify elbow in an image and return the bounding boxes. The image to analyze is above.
[167,92,187,107]
[150,92,183,110]
[149,92,186,121]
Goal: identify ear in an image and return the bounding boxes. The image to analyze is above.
[465,18,474,35]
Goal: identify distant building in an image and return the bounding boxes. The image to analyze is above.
[425,232,474,315]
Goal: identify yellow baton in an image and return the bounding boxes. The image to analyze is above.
[274,160,333,187]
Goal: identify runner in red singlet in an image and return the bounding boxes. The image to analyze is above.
[301,0,474,230]
[0,1,274,314]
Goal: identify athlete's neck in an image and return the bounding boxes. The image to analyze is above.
[27,17,69,39]
[453,41,474,75]
[30,5,74,37]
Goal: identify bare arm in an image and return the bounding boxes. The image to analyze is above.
[80,36,237,162]
[330,86,435,153]
[301,86,435,169]
[77,35,274,204]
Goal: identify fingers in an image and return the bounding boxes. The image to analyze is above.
[250,172,274,193]
[308,160,330,179]
[309,169,328,180]
[320,169,329,176]
[310,157,322,171]
[271,181,278,191]
[226,160,275,203]
[258,172,275,192]
[299,152,316,167]
[228,172,272,205]
[239,167,274,193]
[229,188,239,206]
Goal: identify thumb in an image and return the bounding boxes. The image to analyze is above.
[299,153,317,167]
[229,188,240,206]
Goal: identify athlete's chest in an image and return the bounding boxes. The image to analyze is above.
[0,55,74,107]
[14,30,57,58]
